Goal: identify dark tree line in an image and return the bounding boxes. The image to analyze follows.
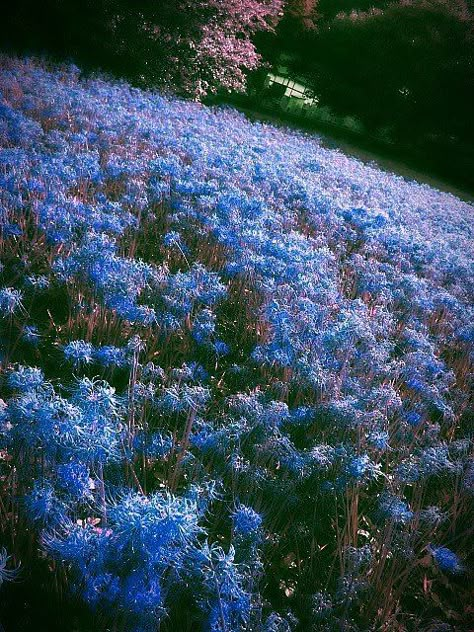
[261,1,474,152]
[0,0,283,98]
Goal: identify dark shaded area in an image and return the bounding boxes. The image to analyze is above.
[0,568,95,632]
[0,0,200,87]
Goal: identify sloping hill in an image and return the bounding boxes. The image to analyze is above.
[1,56,473,631]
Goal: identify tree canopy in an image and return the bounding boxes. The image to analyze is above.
[265,0,473,145]
[2,0,284,98]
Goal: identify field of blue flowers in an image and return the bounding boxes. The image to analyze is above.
[0,56,473,631]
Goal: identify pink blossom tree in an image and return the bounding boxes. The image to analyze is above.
[107,0,284,98]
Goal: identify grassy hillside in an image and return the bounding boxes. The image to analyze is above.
[0,56,473,631]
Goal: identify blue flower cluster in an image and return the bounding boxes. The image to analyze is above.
[0,56,472,630]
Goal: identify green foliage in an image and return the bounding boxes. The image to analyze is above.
[275,1,473,146]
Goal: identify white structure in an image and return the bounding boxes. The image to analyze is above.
[263,71,318,115]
